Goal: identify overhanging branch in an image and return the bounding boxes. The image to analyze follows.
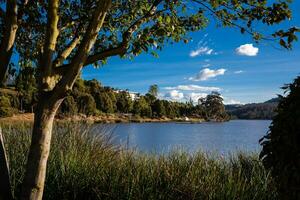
[84,45,126,66]
[52,0,112,96]
[54,0,163,76]
[192,0,276,41]
[53,36,81,67]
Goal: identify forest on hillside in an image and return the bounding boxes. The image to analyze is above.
[226,98,279,120]
[0,66,229,121]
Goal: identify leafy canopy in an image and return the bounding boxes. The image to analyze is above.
[4,0,297,70]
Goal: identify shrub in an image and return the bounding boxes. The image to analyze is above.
[260,76,300,199]
[0,95,18,117]
[59,96,78,116]
[77,93,97,116]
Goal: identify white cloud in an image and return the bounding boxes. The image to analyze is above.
[186,93,208,103]
[163,90,208,103]
[234,70,244,74]
[162,91,243,105]
[164,84,221,92]
[164,90,184,101]
[190,47,214,57]
[221,96,243,105]
[206,49,213,55]
[223,99,242,105]
[189,68,226,81]
[202,63,211,68]
[235,44,259,56]
[189,34,220,57]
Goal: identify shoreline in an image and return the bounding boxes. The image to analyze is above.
[0,113,208,124]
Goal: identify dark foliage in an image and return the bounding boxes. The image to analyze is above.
[199,92,229,121]
[260,76,300,199]
[0,94,18,117]
[226,98,279,120]
[59,96,78,116]
[1,74,228,121]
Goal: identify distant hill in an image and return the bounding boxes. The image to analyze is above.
[264,98,280,103]
[225,98,280,120]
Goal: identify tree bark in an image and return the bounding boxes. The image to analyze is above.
[21,93,63,200]
[20,1,111,199]
[0,127,13,200]
[0,0,18,86]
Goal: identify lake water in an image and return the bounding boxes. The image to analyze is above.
[95,120,271,154]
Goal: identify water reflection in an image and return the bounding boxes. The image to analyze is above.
[94,120,271,154]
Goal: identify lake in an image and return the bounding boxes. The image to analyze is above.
[95,120,271,154]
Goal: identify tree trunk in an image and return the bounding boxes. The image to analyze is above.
[0,0,18,86]
[0,127,13,200]
[0,60,10,86]
[21,94,63,200]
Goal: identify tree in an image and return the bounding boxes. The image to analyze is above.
[260,76,300,199]
[72,78,87,95]
[148,84,158,97]
[199,92,228,121]
[15,62,37,112]
[116,91,133,113]
[0,95,17,117]
[59,95,77,116]
[85,79,102,96]
[77,93,97,116]
[133,96,152,117]
[1,0,297,199]
[95,92,114,113]
[0,0,29,85]
[152,99,166,117]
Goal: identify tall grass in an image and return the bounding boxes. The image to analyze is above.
[1,123,277,200]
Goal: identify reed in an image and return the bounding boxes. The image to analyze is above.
[1,123,277,200]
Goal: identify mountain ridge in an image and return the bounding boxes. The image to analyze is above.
[225,98,280,119]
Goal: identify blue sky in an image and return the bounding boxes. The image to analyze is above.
[83,1,300,104]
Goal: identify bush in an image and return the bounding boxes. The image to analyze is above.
[0,95,18,117]
[94,92,115,113]
[260,76,300,199]
[59,96,78,116]
[0,107,18,117]
[77,93,97,116]
[133,97,152,117]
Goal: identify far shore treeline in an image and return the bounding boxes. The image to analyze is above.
[0,64,279,121]
[0,65,279,121]
[0,66,229,121]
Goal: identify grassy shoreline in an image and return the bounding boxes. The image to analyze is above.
[0,113,207,124]
[1,123,277,200]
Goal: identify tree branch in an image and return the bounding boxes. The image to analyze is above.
[53,36,81,67]
[0,0,18,84]
[122,0,162,45]
[192,0,276,41]
[85,1,164,65]
[0,0,18,51]
[40,0,60,76]
[84,45,126,66]
[52,0,112,95]
[55,0,163,74]
[60,21,76,32]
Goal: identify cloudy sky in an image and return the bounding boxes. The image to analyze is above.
[83,1,300,105]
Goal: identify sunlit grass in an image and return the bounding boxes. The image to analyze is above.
[1,123,277,200]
